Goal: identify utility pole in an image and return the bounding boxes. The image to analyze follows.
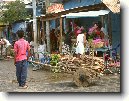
[45,0,50,53]
[32,0,38,52]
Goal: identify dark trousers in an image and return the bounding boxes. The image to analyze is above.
[15,60,28,86]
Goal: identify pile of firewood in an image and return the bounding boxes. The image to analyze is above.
[51,55,104,87]
[54,55,104,74]
[44,54,120,87]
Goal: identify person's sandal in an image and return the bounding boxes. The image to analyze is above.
[19,85,28,89]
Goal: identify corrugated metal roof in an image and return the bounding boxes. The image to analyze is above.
[102,0,120,13]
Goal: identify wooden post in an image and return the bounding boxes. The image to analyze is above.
[108,12,112,46]
[1,44,3,56]
[100,15,104,27]
[37,19,40,43]
[63,17,66,34]
[59,17,63,53]
[104,15,108,34]
[46,21,50,53]
[45,0,50,53]
[90,48,94,68]
[41,20,45,43]
[32,0,38,52]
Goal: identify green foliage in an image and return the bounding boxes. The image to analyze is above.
[50,54,60,66]
[50,54,61,73]
[0,0,28,24]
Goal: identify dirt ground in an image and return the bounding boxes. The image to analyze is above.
[0,59,120,92]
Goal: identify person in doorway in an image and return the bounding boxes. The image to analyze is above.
[14,30,30,89]
[65,30,72,50]
[76,27,86,59]
[55,30,60,51]
[50,29,57,52]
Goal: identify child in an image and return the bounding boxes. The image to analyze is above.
[14,30,30,89]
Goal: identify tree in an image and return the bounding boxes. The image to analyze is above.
[0,0,28,24]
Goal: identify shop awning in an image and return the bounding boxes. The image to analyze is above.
[61,10,110,18]
[41,3,108,21]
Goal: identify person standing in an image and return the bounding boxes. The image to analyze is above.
[76,27,86,59]
[14,30,30,89]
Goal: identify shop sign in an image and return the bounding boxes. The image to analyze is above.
[47,3,65,13]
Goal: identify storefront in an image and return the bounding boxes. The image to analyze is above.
[40,3,110,53]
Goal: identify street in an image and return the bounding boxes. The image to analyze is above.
[0,59,120,92]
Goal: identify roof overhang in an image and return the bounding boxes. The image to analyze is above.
[61,10,110,18]
[41,3,108,21]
